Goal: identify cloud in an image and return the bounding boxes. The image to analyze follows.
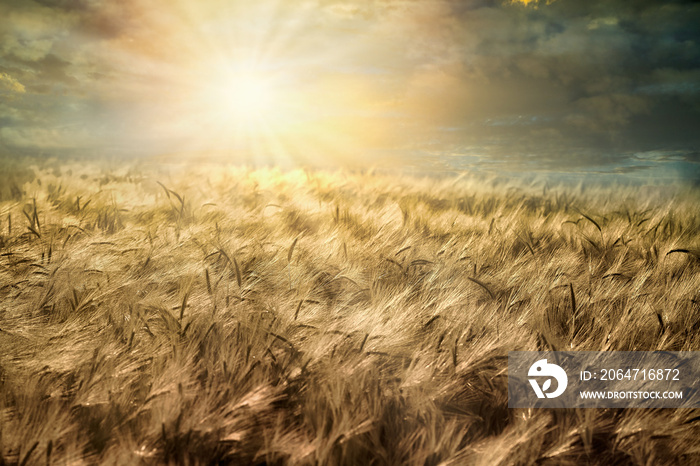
[0,72,25,93]
[568,94,651,132]
[510,0,557,6]
[0,0,78,61]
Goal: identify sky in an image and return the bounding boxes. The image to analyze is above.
[1,0,699,179]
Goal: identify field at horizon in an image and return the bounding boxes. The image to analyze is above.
[1,157,699,464]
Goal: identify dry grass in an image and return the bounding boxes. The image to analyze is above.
[1,158,699,465]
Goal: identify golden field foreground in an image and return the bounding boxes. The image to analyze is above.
[1,158,699,465]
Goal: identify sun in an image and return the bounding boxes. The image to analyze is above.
[219,72,275,120]
[181,62,321,162]
[198,69,279,131]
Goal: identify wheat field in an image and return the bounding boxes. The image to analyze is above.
[1,157,699,465]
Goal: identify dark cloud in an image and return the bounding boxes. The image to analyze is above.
[397,0,700,170]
